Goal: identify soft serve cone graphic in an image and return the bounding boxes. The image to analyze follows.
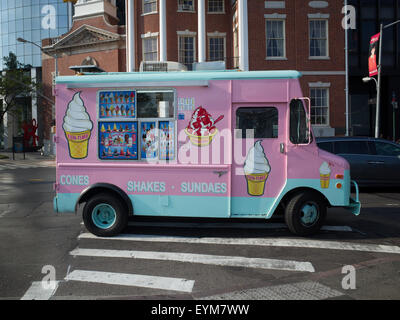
[319,161,331,189]
[244,140,271,196]
[63,92,93,159]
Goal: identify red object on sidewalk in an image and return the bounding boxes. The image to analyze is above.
[22,119,39,148]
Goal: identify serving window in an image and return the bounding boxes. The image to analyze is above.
[97,89,176,161]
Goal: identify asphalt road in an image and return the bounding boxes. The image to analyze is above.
[0,166,399,301]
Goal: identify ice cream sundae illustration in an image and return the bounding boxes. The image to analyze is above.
[184,106,224,147]
[63,92,93,159]
[244,140,271,196]
[319,161,331,189]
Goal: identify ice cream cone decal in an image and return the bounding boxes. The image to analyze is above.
[63,92,93,159]
[319,161,331,189]
[184,106,223,147]
[244,141,271,196]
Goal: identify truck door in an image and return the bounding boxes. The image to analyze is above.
[231,104,287,217]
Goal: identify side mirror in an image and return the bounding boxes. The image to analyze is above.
[289,98,311,145]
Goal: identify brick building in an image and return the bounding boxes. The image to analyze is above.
[41,0,346,142]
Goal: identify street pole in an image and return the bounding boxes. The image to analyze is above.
[375,23,383,138]
[373,20,400,139]
[344,0,350,136]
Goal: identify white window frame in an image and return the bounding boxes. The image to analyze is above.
[177,0,195,12]
[310,85,330,126]
[177,31,196,69]
[207,32,226,62]
[142,0,158,15]
[208,0,225,14]
[142,35,159,62]
[309,18,329,59]
[265,18,286,60]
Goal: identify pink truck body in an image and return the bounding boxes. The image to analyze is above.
[53,70,360,236]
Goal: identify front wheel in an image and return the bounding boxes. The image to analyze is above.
[284,191,327,236]
[82,193,128,237]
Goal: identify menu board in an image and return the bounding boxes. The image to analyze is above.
[99,90,136,119]
[140,121,158,160]
[99,122,138,160]
[159,121,175,160]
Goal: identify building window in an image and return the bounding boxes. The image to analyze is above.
[178,35,195,70]
[266,19,285,58]
[208,0,224,13]
[309,20,328,57]
[208,37,225,61]
[143,37,158,61]
[178,0,194,11]
[310,88,329,126]
[143,0,157,14]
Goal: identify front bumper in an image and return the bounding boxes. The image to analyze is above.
[344,180,361,215]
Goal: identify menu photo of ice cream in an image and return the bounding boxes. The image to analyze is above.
[141,121,158,160]
[99,90,136,119]
[159,121,175,160]
[98,121,138,160]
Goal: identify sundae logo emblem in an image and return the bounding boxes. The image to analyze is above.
[63,92,93,159]
[184,106,224,147]
[244,141,271,196]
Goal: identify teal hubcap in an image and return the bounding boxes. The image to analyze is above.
[92,204,117,229]
[300,202,319,226]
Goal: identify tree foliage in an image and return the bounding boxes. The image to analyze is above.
[0,52,37,124]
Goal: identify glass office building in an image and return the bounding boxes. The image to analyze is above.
[0,0,72,69]
[0,0,72,150]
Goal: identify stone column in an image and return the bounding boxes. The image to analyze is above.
[127,0,135,71]
[159,0,167,61]
[198,0,206,62]
[238,0,249,71]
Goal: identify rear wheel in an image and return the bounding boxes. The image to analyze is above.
[284,191,327,236]
[82,193,128,237]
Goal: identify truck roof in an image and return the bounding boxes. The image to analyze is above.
[55,70,302,87]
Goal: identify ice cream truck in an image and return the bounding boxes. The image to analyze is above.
[53,70,361,237]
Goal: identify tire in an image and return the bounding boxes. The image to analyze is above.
[82,193,128,237]
[284,191,327,236]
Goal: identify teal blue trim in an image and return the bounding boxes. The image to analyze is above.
[91,203,117,229]
[56,70,302,84]
[128,194,231,218]
[231,197,274,217]
[54,193,80,213]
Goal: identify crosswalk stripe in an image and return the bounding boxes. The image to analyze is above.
[127,221,353,232]
[21,281,59,300]
[65,270,195,293]
[79,233,400,255]
[70,248,315,272]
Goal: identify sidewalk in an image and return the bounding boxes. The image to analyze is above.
[0,151,55,168]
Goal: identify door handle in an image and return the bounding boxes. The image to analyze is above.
[280,143,285,154]
[213,171,228,177]
[367,161,384,165]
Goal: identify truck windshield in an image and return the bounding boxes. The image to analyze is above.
[289,99,310,145]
